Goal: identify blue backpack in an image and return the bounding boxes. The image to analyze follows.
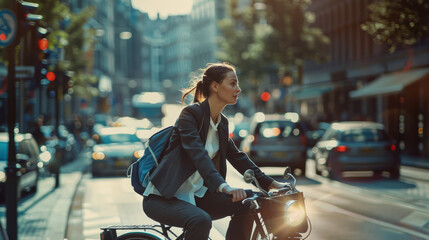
[127,126,174,195]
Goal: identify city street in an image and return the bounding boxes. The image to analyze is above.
[67,160,429,240]
[1,0,429,239]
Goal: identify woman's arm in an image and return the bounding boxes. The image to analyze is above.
[226,137,274,191]
[176,106,226,192]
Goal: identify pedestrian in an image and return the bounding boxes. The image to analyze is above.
[142,62,287,240]
[31,115,47,147]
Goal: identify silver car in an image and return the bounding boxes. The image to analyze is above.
[0,133,40,200]
[240,113,308,176]
[314,121,400,180]
[91,127,144,177]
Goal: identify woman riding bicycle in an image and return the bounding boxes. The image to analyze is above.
[142,62,286,240]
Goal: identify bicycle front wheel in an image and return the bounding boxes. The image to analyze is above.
[116,232,162,240]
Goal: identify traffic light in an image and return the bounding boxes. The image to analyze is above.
[34,27,55,86]
[17,1,43,33]
[260,91,271,102]
[20,1,43,66]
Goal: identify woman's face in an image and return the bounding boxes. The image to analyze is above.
[214,71,241,105]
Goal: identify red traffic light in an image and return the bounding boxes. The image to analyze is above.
[260,92,271,102]
[46,72,56,81]
[38,38,49,50]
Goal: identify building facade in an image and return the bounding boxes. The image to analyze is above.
[189,0,227,70]
[296,0,429,157]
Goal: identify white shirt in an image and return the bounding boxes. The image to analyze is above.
[143,115,226,205]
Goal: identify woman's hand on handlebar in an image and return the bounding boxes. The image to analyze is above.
[223,185,247,202]
[269,180,289,190]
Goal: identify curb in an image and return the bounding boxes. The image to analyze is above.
[45,172,83,239]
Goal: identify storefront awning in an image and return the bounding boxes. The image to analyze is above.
[292,83,333,100]
[350,68,429,99]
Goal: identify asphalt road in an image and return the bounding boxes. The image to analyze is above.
[68,160,429,240]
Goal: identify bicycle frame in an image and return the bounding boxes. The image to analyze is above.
[100,224,184,240]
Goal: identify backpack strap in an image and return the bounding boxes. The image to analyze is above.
[147,143,159,166]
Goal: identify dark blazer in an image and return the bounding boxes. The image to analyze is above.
[150,99,274,199]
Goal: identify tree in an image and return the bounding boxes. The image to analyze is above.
[218,0,329,85]
[0,1,98,97]
[36,1,98,97]
[60,6,98,98]
[361,0,429,53]
[218,0,272,88]
[262,0,329,83]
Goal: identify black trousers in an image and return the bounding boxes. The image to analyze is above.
[143,191,253,240]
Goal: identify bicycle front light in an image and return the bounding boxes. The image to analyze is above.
[284,200,306,226]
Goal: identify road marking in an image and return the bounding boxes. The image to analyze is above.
[400,211,429,228]
[314,201,429,239]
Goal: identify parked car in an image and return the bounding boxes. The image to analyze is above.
[91,127,144,177]
[0,132,40,200]
[240,112,309,176]
[313,121,400,180]
[306,122,331,160]
[228,115,250,148]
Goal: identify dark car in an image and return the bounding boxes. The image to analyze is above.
[313,121,400,180]
[306,122,331,160]
[228,115,250,148]
[240,112,308,176]
[0,132,40,200]
[91,127,144,177]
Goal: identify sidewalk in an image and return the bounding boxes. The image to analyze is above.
[5,148,91,240]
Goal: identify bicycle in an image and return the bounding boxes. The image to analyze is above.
[242,167,312,239]
[100,167,311,240]
[100,223,193,240]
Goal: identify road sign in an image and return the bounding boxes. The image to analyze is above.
[1,66,35,79]
[0,9,17,48]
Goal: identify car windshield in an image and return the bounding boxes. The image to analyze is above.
[257,121,299,138]
[0,142,8,161]
[99,134,140,144]
[340,128,389,142]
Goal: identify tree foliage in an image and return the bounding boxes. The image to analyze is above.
[36,1,98,97]
[218,0,271,86]
[0,1,98,97]
[218,0,329,84]
[361,0,429,53]
[263,0,329,77]
[61,6,98,97]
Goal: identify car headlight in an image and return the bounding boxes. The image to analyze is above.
[0,172,6,183]
[92,152,105,160]
[39,151,52,163]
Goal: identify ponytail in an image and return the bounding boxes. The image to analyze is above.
[181,80,204,104]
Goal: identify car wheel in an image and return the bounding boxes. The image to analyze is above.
[373,170,383,178]
[92,170,99,177]
[389,168,400,180]
[30,172,39,193]
[328,168,341,181]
